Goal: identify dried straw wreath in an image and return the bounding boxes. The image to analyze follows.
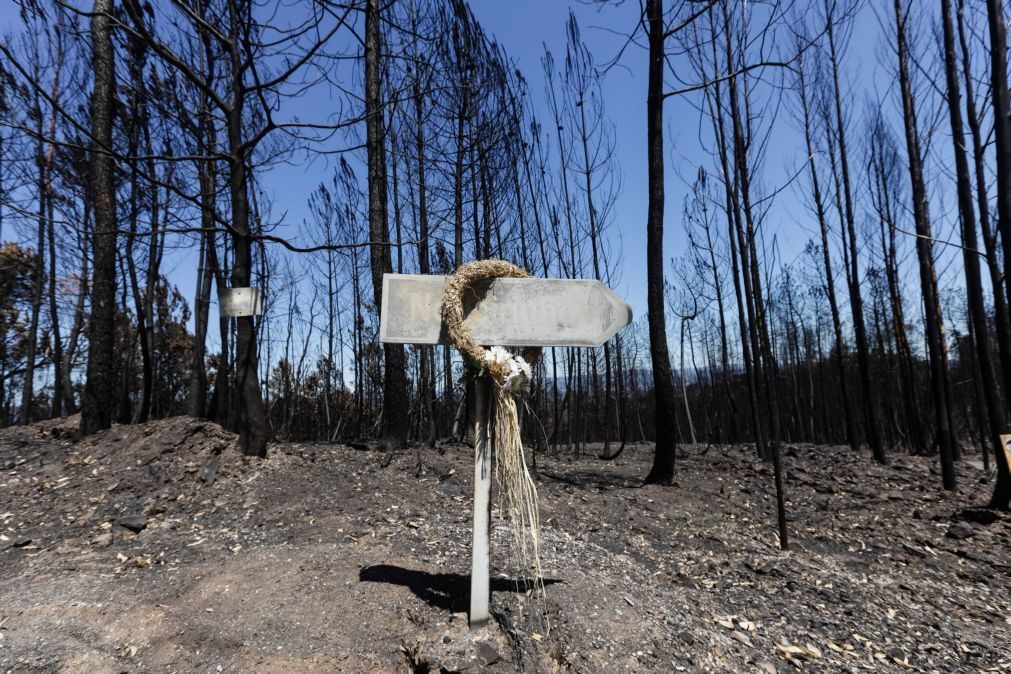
[440,259,541,385]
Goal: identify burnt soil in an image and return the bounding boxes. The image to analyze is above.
[0,416,1009,673]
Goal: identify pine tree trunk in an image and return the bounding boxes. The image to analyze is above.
[894,0,956,490]
[80,0,118,438]
[189,18,217,419]
[941,0,1005,480]
[226,0,268,457]
[414,63,436,446]
[984,0,1011,507]
[44,42,64,418]
[824,3,885,462]
[643,0,677,484]
[797,55,857,452]
[365,0,409,449]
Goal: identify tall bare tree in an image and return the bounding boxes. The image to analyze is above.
[892,0,956,490]
[795,40,858,453]
[984,0,1011,507]
[365,0,409,449]
[79,0,116,437]
[642,0,678,484]
[822,0,885,463]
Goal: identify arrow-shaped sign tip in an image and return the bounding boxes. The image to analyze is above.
[595,283,633,346]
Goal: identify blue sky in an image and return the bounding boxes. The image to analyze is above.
[468,0,651,309]
[462,0,897,318]
[2,0,968,353]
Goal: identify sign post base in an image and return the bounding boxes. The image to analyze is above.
[470,376,492,629]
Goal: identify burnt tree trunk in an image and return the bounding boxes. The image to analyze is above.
[189,7,218,419]
[413,55,437,447]
[643,0,677,484]
[80,0,118,438]
[365,0,409,449]
[984,0,1011,507]
[44,38,64,418]
[226,0,268,457]
[958,0,1011,412]
[894,0,956,490]
[940,0,1005,479]
[825,2,885,462]
[797,52,857,452]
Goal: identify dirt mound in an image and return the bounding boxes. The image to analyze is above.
[0,414,240,487]
[0,415,246,556]
[0,413,81,446]
[74,415,240,489]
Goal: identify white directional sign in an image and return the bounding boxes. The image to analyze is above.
[378,270,632,629]
[379,274,632,348]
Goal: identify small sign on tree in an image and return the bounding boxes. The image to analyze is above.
[219,287,263,317]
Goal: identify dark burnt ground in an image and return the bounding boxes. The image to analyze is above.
[0,417,1008,673]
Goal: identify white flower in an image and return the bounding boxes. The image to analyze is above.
[484,348,532,392]
[513,355,532,380]
[484,346,512,367]
[504,355,532,392]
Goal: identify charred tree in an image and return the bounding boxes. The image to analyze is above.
[365,0,410,450]
[642,0,681,484]
[893,0,956,490]
[940,0,1005,482]
[795,45,857,453]
[79,0,117,438]
[984,0,1011,507]
[823,0,885,463]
